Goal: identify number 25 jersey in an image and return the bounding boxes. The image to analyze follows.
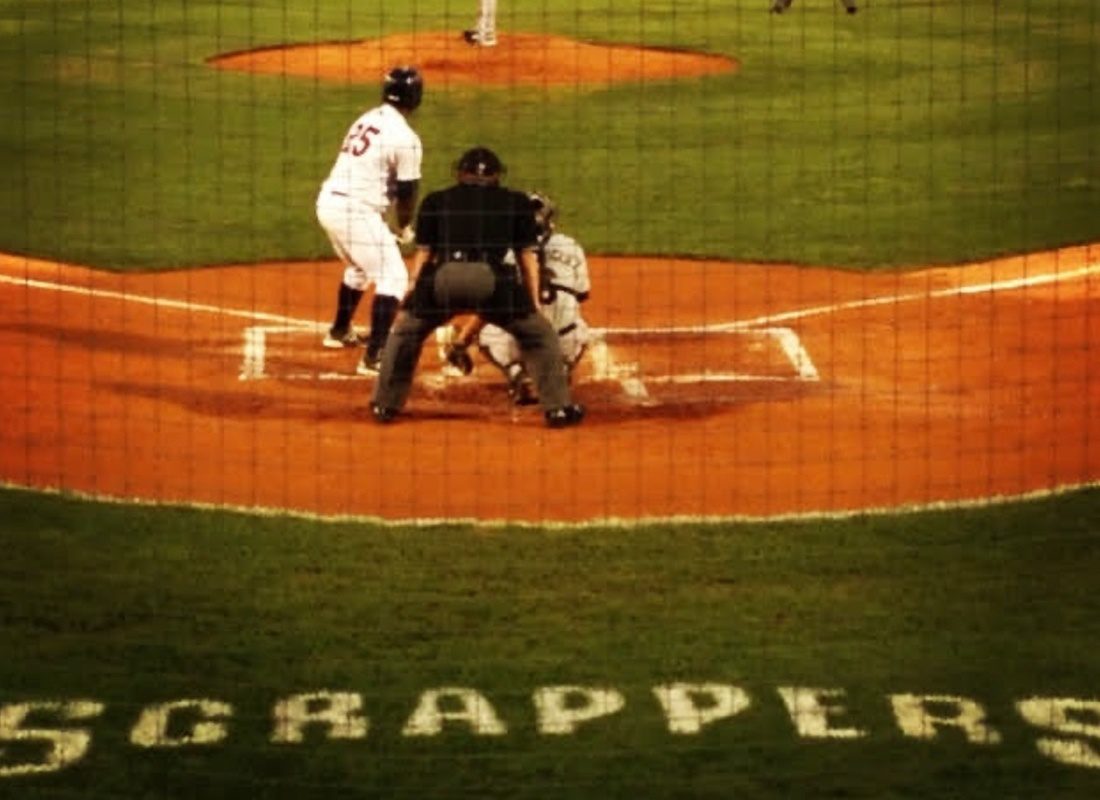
[321,103,422,212]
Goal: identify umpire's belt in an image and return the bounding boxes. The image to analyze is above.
[442,249,498,265]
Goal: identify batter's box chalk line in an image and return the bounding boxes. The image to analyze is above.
[239,322,819,411]
[2,258,1096,402]
[238,323,327,381]
[237,323,513,387]
[585,326,820,405]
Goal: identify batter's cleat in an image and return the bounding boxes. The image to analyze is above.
[356,351,381,376]
[544,404,585,429]
[462,29,497,47]
[323,327,364,349]
[370,403,398,424]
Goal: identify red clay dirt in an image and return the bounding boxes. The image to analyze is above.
[2,248,1098,524]
[209,31,738,88]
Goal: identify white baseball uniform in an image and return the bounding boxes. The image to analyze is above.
[478,231,591,371]
[316,102,422,298]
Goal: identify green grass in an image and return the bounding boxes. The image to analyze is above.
[1,486,1099,799]
[1,1,1099,268]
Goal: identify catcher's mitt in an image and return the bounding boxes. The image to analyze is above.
[443,342,475,376]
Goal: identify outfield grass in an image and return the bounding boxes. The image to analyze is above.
[1,1,1098,268]
[1,486,1099,798]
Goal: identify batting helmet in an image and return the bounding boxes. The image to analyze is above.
[456,146,505,185]
[528,192,557,239]
[382,65,423,111]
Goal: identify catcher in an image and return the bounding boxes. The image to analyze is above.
[438,192,591,405]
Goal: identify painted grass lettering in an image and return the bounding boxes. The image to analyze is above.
[2,686,1098,777]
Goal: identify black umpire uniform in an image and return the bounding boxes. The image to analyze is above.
[370,147,584,428]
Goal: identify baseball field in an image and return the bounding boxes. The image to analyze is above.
[2,1,1099,798]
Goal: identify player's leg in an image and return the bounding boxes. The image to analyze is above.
[371,311,441,418]
[463,0,497,46]
[503,313,577,417]
[770,0,794,13]
[558,318,591,380]
[316,199,367,348]
[477,324,535,405]
[373,262,492,418]
[479,0,497,40]
[326,280,365,348]
[351,214,409,374]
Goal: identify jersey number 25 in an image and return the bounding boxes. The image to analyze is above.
[341,124,380,157]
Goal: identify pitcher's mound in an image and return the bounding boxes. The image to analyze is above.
[210,31,738,88]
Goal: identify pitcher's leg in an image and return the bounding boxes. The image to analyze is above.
[480,0,497,35]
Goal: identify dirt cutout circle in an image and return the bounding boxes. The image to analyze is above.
[2,247,1098,524]
[209,32,738,87]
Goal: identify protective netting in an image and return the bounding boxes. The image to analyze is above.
[2,1,1099,797]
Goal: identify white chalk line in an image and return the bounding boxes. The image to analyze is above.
[239,320,816,394]
[4,262,1095,392]
[3,478,1098,531]
[0,274,324,330]
[586,326,818,401]
[596,262,1100,336]
[3,260,1096,335]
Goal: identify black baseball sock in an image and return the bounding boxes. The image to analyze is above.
[366,294,400,356]
[331,284,364,333]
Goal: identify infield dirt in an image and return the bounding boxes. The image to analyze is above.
[2,247,1097,523]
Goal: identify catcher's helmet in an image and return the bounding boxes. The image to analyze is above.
[456,146,505,185]
[382,65,423,111]
[528,192,557,238]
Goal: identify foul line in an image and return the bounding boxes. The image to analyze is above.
[596,262,1100,336]
[4,261,1096,339]
[0,274,321,330]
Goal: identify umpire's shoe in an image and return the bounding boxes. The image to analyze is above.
[370,403,398,424]
[544,404,585,429]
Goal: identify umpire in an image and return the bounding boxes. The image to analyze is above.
[370,146,585,428]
